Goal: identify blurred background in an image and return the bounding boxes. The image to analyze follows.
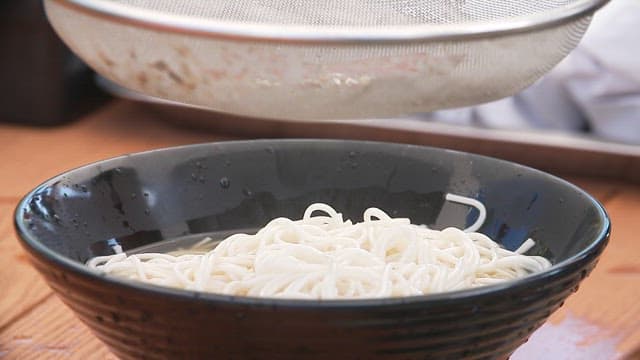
[0,0,107,125]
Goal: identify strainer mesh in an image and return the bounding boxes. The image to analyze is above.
[113,0,577,26]
[47,0,598,120]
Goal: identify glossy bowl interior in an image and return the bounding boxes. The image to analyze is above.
[15,140,609,359]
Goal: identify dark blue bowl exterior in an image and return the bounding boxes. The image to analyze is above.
[15,140,610,360]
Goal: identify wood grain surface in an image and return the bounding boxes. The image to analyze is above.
[1,100,638,359]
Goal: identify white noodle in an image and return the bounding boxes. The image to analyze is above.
[111,244,124,254]
[444,193,487,233]
[515,238,536,255]
[87,200,551,299]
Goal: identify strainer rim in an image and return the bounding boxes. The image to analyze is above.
[48,0,610,44]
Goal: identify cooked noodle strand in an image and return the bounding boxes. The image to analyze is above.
[88,200,550,299]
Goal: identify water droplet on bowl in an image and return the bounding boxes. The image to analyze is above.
[144,209,150,215]
[348,151,356,158]
[198,175,206,183]
[143,192,149,197]
[242,188,253,197]
[219,177,231,189]
[191,173,197,181]
[131,193,137,199]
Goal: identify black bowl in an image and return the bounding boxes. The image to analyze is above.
[15,140,609,360]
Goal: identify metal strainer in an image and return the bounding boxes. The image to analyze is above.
[45,0,609,120]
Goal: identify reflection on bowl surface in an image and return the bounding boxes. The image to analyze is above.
[15,140,609,360]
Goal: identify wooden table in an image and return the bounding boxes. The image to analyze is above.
[1,100,639,359]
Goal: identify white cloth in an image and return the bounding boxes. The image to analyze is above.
[428,0,640,144]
